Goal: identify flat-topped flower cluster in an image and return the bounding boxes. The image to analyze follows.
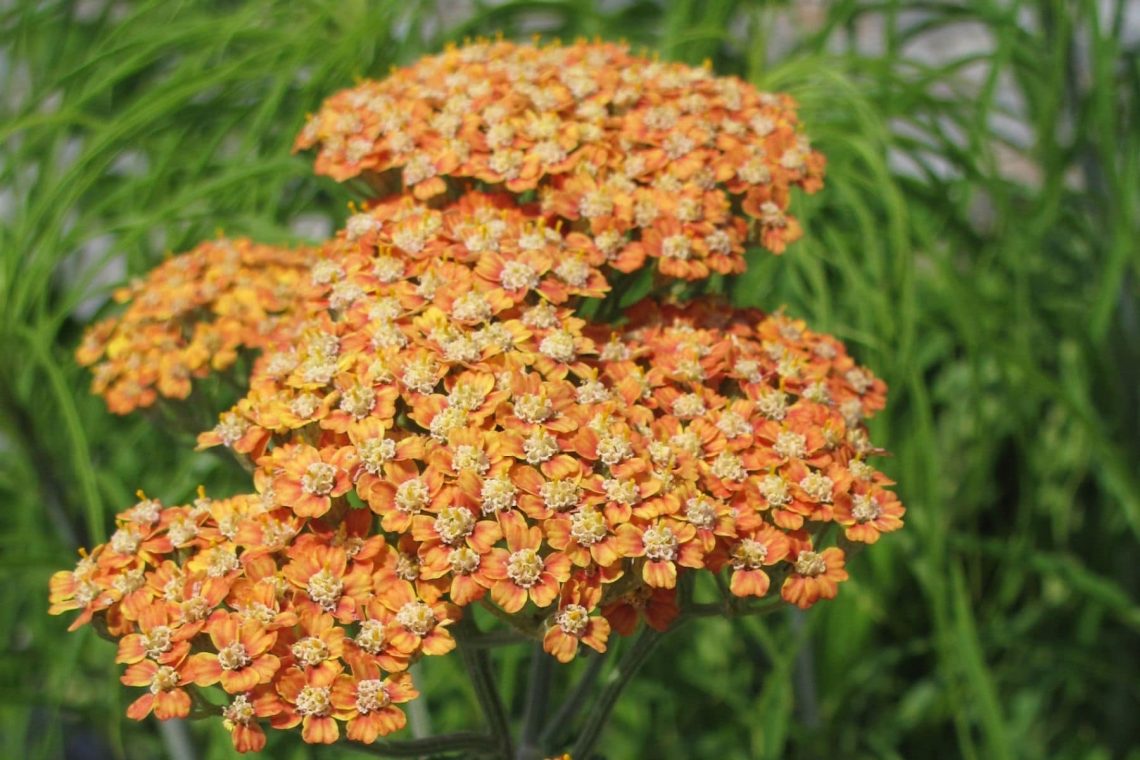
[55,40,903,753]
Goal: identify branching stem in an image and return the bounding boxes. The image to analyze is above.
[570,626,664,759]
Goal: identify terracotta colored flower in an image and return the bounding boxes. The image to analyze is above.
[781,543,849,609]
[265,444,354,518]
[614,518,702,589]
[272,662,346,744]
[834,485,905,544]
[121,658,192,721]
[54,38,914,751]
[222,690,279,753]
[484,512,571,612]
[332,649,419,744]
[373,579,458,656]
[182,612,280,693]
[282,544,372,623]
[543,580,611,663]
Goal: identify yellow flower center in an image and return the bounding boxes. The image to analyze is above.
[799,472,834,503]
[295,685,332,717]
[662,234,693,260]
[684,498,716,529]
[306,569,343,612]
[602,478,638,506]
[643,525,678,561]
[395,479,430,513]
[205,547,240,578]
[396,601,436,637]
[500,260,540,292]
[223,694,256,727]
[596,433,632,465]
[716,412,752,439]
[402,356,440,394]
[395,552,421,581]
[218,642,252,671]
[773,431,807,460]
[523,429,559,463]
[539,331,577,363]
[554,257,589,286]
[851,494,882,523]
[711,451,746,482]
[731,539,768,570]
[569,508,608,546]
[451,292,492,322]
[109,526,142,555]
[448,546,481,575]
[149,665,181,695]
[452,444,489,474]
[354,620,387,654]
[515,394,554,423]
[794,551,827,577]
[507,549,544,588]
[540,479,580,511]
[142,626,173,658]
[758,475,791,506]
[180,595,211,623]
[355,679,392,714]
[292,636,330,668]
[433,507,476,545]
[480,477,518,514]
[339,384,376,419]
[556,604,590,636]
[301,463,337,496]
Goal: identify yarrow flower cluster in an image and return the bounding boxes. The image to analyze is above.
[296,38,824,275]
[55,39,903,754]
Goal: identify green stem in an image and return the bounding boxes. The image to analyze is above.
[460,628,531,649]
[406,662,432,740]
[456,617,514,758]
[479,598,543,638]
[570,626,664,759]
[686,596,785,618]
[538,648,608,748]
[338,731,497,758]
[516,642,554,760]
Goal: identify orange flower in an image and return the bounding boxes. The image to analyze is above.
[121,658,192,721]
[364,460,447,533]
[272,610,346,678]
[272,662,345,744]
[484,512,571,612]
[542,580,611,663]
[265,443,353,518]
[222,690,279,753]
[282,544,371,623]
[183,612,280,693]
[373,579,458,656]
[331,649,419,744]
[116,604,196,666]
[601,585,680,636]
[834,485,905,544]
[614,517,702,589]
[781,543,848,609]
[543,506,623,568]
[722,524,790,598]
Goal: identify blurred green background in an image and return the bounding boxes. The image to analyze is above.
[2,1,1138,758]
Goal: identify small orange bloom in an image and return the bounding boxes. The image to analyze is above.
[484,512,571,612]
[121,658,192,721]
[542,580,611,663]
[781,544,848,609]
[331,649,419,744]
[184,612,280,693]
[265,443,353,518]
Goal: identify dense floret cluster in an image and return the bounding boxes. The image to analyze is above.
[55,40,902,753]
